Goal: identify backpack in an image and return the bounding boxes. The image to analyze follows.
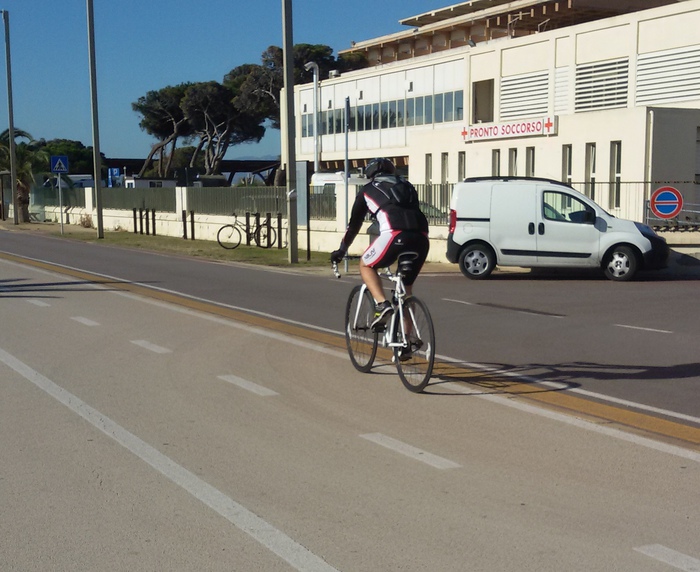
[372,175,420,209]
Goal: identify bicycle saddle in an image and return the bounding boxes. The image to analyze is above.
[397,251,419,275]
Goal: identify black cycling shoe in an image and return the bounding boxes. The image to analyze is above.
[371,300,393,331]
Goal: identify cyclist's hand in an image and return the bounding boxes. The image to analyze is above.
[330,249,346,264]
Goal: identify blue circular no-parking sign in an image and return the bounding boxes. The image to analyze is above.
[650,186,683,219]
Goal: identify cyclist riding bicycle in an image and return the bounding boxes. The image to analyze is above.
[330,157,430,331]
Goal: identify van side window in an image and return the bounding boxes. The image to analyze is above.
[543,191,594,224]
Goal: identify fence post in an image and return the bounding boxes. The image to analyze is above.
[145,208,150,235]
[133,208,138,234]
[182,210,187,239]
[245,212,251,246]
[277,213,282,249]
[151,209,156,236]
[190,210,195,240]
[139,208,144,234]
[264,212,271,248]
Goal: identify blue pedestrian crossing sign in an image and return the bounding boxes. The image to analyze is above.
[50,155,69,174]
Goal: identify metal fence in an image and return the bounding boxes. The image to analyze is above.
[31,186,87,208]
[100,186,177,212]
[187,186,287,216]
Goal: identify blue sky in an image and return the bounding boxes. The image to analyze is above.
[0,0,436,162]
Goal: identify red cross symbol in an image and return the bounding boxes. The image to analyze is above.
[544,117,554,133]
[461,127,469,140]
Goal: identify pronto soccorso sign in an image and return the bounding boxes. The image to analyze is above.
[462,116,558,142]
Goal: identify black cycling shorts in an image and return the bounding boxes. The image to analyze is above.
[362,230,430,285]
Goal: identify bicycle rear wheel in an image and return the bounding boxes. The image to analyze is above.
[395,296,435,392]
[255,224,276,248]
[217,224,242,249]
[345,285,378,372]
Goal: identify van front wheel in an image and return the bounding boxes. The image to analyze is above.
[604,245,638,281]
[459,242,496,279]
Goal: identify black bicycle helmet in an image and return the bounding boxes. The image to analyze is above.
[365,157,395,179]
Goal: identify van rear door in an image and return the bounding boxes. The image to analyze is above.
[535,187,600,266]
[490,183,538,266]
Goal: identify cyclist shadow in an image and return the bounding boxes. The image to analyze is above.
[424,360,700,395]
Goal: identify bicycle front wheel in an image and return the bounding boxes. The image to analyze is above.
[395,296,435,392]
[217,225,242,249]
[345,285,378,373]
[255,224,276,249]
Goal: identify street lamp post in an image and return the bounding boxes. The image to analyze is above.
[1,10,18,224]
[303,61,319,174]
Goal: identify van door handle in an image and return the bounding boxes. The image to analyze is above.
[538,223,545,235]
[528,223,535,235]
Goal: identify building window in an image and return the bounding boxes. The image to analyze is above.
[424,95,434,124]
[406,98,415,126]
[585,143,597,200]
[562,144,573,184]
[526,147,535,177]
[441,152,449,184]
[458,151,466,181]
[492,149,501,176]
[425,153,433,186]
[609,141,622,209]
[397,100,405,127]
[444,92,454,122]
[472,79,494,124]
[415,97,424,126]
[149,181,163,188]
[434,93,444,123]
[455,90,464,121]
[508,148,518,176]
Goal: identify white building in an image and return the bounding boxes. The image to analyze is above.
[285,0,700,224]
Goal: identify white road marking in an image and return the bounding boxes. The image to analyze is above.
[439,380,700,464]
[634,544,700,571]
[0,346,339,572]
[615,324,673,334]
[360,433,461,469]
[71,316,100,326]
[27,299,50,307]
[443,298,474,306]
[218,375,279,396]
[130,339,172,354]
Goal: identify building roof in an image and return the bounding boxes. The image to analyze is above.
[340,0,684,63]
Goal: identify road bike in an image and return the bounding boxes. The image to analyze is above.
[333,252,436,392]
[217,213,276,249]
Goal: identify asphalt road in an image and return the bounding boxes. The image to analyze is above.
[1,228,699,571]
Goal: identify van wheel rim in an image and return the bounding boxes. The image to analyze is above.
[466,251,488,275]
[607,252,630,278]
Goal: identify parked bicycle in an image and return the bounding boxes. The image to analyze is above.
[217,213,276,249]
[332,252,436,392]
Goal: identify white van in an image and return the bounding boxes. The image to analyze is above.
[446,177,669,281]
[310,172,368,196]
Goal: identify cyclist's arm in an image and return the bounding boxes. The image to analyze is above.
[338,192,368,252]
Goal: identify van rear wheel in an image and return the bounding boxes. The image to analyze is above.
[459,242,496,279]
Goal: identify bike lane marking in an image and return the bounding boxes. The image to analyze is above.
[634,544,700,571]
[0,346,339,572]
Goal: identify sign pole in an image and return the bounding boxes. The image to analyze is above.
[58,175,64,235]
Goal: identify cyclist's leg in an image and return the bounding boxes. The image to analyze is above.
[402,232,430,296]
[360,231,400,303]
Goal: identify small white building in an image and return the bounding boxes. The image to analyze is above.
[284,0,700,224]
[124,177,177,189]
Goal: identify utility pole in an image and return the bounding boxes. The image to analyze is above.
[2,10,18,224]
[282,0,298,263]
[86,0,104,237]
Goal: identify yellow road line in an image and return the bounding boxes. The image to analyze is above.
[3,251,699,450]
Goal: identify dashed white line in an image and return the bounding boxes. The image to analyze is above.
[130,339,172,354]
[634,544,700,571]
[71,316,100,326]
[615,324,673,334]
[0,346,338,572]
[218,375,279,396]
[27,299,50,307]
[360,433,461,469]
